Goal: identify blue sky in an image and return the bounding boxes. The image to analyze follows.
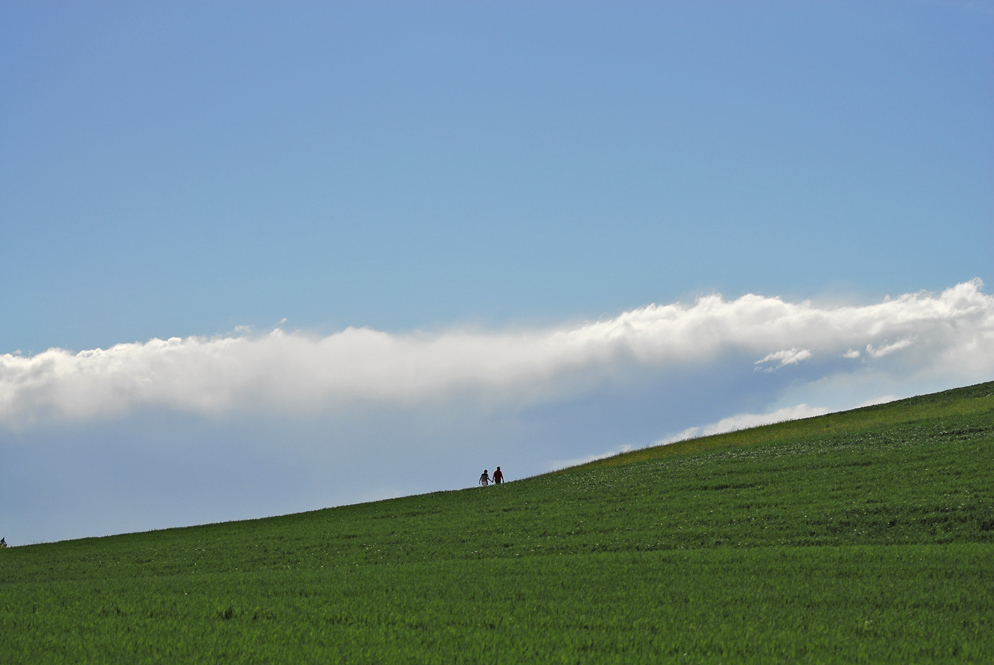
[2,1,992,544]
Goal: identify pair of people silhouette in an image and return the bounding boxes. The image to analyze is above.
[479,466,503,486]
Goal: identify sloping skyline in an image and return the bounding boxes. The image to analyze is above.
[2,2,991,543]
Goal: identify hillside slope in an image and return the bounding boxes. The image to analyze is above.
[1,381,992,663]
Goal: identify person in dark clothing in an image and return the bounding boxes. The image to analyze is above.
[479,470,490,486]
[492,467,503,484]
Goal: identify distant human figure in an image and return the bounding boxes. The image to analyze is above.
[0,537,6,548]
[492,467,503,484]
[479,469,490,486]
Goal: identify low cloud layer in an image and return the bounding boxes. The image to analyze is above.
[3,279,993,544]
[2,280,993,428]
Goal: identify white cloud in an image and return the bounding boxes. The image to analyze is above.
[1,279,992,427]
[4,280,994,544]
[843,348,862,359]
[755,347,813,371]
[656,403,831,445]
[865,339,914,358]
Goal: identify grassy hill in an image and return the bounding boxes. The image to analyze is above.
[2,381,992,663]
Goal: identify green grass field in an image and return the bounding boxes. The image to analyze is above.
[2,381,992,663]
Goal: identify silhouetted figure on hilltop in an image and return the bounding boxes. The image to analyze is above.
[492,467,503,484]
[479,470,490,486]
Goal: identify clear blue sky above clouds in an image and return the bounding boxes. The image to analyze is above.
[2,1,992,543]
[4,1,991,352]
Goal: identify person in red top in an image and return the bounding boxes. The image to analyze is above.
[492,466,503,484]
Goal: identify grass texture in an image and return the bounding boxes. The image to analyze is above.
[1,381,992,663]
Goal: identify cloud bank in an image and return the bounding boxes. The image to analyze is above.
[3,279,993,544]
[2,280,992,428]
